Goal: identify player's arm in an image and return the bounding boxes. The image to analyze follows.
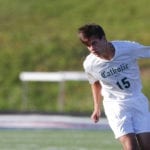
[90,81,103,123]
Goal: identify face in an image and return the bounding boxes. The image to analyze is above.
[81,36,107,57]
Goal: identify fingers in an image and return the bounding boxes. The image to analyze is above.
[94,115,100,123]
[91,112,100,123]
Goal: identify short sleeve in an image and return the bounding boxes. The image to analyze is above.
[131,42,150,59]
[83,54,98,84]
[85,72,98,84]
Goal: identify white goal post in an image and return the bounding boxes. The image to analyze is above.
[20,71,88,82]
[19,71,88,111]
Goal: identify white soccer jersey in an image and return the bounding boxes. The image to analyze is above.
[83,41,150,101]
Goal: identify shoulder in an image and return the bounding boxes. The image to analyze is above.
[112,40,143,48]
[111,40,144,57]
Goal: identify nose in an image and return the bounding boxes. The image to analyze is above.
[88,47,95,53]
[88,45,96,51]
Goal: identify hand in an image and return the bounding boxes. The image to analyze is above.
[91,109,101,123]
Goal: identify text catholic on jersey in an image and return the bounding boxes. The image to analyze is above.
[101,63,129,78]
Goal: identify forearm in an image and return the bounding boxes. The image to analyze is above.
[91,81,103,111]
[90,81,103,123]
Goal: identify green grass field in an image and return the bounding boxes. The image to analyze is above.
[0,129,121,150]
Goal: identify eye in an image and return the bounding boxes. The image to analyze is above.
[91,41,97,45]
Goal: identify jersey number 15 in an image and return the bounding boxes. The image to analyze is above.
[116,77,130,90]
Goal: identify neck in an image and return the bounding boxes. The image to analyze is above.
[99,42,115,60]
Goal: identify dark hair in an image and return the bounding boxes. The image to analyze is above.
[78,23,105,41]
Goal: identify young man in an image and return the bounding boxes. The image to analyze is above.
[78,23,150,150]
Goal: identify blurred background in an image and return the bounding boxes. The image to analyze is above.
[0,0,149,115]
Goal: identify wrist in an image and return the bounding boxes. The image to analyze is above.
[94,104,100,110]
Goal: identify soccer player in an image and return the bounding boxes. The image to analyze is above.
[78,23,150,150]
